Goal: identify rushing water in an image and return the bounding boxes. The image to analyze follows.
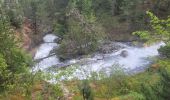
[34,34,59,71]
[33,34,165,79]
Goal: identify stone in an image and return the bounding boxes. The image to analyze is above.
[120,50,128,57]
[99,42,124,54]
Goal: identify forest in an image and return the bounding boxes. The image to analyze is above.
[0,0,170,100]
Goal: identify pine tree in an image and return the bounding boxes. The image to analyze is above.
[57,0,104,59]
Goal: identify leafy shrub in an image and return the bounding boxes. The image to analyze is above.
[78,80,94,100]
[0,12,30,93]
[0,54,10,92]
[93,65,129,99]
[158,44,170,58]
[133,11,170,43]
[120,91,145,100]
[7,9,23,28]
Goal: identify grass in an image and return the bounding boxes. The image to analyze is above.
[62,65,161,100]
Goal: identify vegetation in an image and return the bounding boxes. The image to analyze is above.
[0,0,170,100]
[0,1,63,99]
[57,0,104,60]
[78,80,94,100]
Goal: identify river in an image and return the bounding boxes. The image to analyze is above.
[33,34,165,80]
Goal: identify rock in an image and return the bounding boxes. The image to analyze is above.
[120,50,128,57]
[54,37,62,44]
[99,42,125,54]
[91,54,104,60]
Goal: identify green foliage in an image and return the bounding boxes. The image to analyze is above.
[136,60,170,100]
[133,31,150,41]
[78,80,94,100]
[120,91,145,100]
[29,0,40,34]
[133,11,170,43]
[133,11,170,100]
[0,15,30,73]
[0,1,23,28]
[159,67,170,100]
[0,0,23,28]
[91,0,148,40]
[92,65,129,99]
[92,0,112,15]
[141,83,159,100]
[115,0,147,31]
[7,9,23,28]
[57,0,104,60]
[55,65,77,80]
[0,54,11,92]
[1,0,170,99]
[152,0,170,17]
[151,67,170,100]
[158,44,170,58]
[0,11,31,93]
[54,23,67,37]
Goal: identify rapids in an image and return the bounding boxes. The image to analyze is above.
[33,34,165,79]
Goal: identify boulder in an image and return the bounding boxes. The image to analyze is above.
[120,50,128,57]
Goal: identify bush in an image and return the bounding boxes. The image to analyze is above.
[78,80,94,100]
[120,91,145,100]
[158,44,170,58]
[7,9,23,28]
[0,54,10,92]
[0,13,30,93]
[158,67,170,100]
[93,65,129,99]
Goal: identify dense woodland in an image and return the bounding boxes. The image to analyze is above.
[0,0,170,100]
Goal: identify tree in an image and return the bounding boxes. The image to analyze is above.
[19,0,42,34]
[92,0,112,15]
[57,0,104,60]
[144,11,170,57]
[134,11,170,43]
[30,0,39,34]
[0,0,23,28]
[0,11,30,92]
[152,0,170,18]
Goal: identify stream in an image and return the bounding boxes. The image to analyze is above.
[33,34,165,80]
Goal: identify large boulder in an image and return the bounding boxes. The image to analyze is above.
[120,50,128,57]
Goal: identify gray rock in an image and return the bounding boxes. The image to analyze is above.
[99,42,125,54]
[120,50,128,57]
[54,38,62,44]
